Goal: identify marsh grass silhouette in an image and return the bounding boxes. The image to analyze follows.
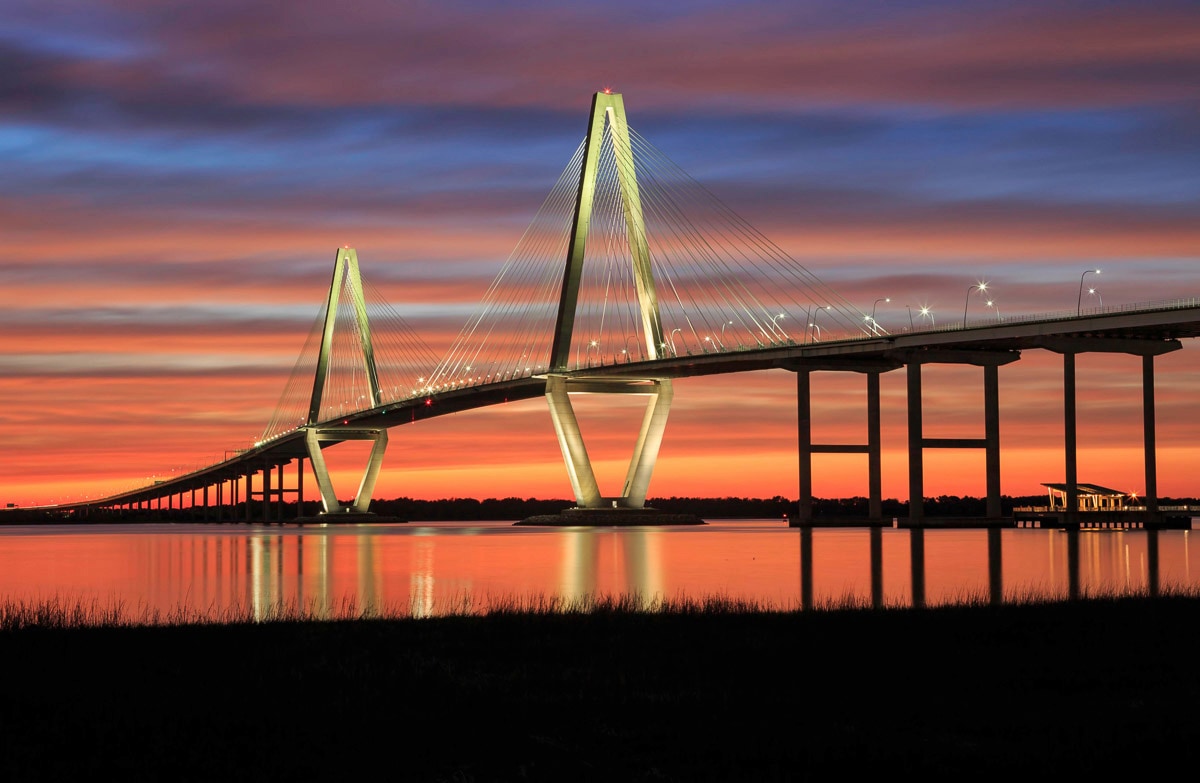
[3,589,1199,781]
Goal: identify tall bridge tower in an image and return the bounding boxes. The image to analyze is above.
[542,91,677,518]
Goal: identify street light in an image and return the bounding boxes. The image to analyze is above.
[623,335,640,363]
[986,298,1001,321]
[668,328,682,356]
[868,297,890,334]
[963,282,988,327]
[769,313,787,343]
[906,304,933,330]
[1077,269,1100,316]
[807,305,830,343]
[1087,286,1103,310]
[720,319,734,348]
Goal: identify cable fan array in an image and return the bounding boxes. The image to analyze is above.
[422,120,868,393]
[259,271,440,442]
[259,111,871,435]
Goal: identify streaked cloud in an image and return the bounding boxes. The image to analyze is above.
[3,0,1197,506]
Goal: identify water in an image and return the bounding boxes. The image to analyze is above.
[1,520,1196,622]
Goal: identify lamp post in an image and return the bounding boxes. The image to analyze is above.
[986,299,1001,321]
[1077,269,1100,316]
[807,305,830,343]
[623,335,640,363]
[769,313,786,342]
[668,328,682,356]
[720,319,733,348]
[1087,286,1103,310]
[868,297,890,335]
[906,304,934,330]
[963,282,988,327]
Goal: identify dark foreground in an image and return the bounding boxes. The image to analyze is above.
[3,597,1199,781]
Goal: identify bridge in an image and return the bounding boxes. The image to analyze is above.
[32,91,1200,528]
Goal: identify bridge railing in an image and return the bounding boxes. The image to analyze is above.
[902,296,1200,336]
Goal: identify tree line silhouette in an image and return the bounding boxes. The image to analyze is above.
[7,494,1198,524]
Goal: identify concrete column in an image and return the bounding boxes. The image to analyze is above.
[1143,354,1158,514]
[906,362,924,523]
[297,458,305,519]
[244,472,252,522]
[796,370,813,526]
[1064,352,1078,522]
[867,371,882,520]
[984,363,1001,519]
[262,464,272,522]
[276,463,285,520]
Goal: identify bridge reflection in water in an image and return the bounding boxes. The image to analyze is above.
[798,525,1186,610]
[0,522,1193,621]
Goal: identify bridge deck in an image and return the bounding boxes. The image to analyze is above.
[38,300,1200,515]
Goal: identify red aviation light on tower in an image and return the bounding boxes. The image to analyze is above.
[602,86,614,95]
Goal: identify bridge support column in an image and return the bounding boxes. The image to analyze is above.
[868,371,882,519]
[1063,351,1079,525]
[793,366,891,526]
[797,370,813,525]
[262,464,272,522]
[296,458,305,519]
[904,350,1017,526]
[545,375,672,509]
[1038,335,1180,527]
[304,428,388,515]
[1143,354,1158,514]
[907,362,925,524]
[985,363,1001,519]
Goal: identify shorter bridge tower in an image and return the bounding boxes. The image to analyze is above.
[303,247,389,516]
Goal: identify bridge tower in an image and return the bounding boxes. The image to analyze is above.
[303,247,389,516]
[543,91,676,515]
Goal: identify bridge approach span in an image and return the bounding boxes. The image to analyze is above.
[68,299,1199,524]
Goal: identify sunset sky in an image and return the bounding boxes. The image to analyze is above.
[3,0,1198,509]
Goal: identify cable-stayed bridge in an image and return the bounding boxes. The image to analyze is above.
[36,91,1200,527]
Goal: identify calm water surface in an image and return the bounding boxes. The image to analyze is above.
[1,520,1196,621]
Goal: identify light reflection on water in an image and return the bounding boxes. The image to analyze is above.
[0,520,1195,622]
